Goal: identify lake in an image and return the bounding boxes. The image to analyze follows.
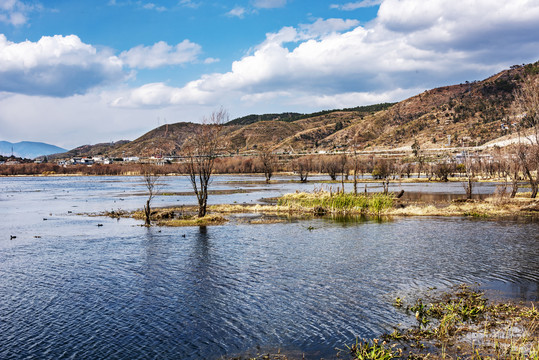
[1,175,538,359]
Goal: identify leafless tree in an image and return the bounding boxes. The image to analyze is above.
[461,151,475,200]
[292,156,312,183]
[184,108,227,217]
[507,150,522,198]
[142,167,160,226]
[258,147,277,183]
[338,154,347,193]
[513,75,539,198]
[320,155,340,180]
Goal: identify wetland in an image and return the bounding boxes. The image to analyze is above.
[1,175,538,359]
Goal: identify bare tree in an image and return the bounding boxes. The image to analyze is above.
[321,155,340,180]
[507,150,521,198]
[461,151,475,200]
[292,156,312,183]
[258,147,277,183]
[184,109,227,217]
[338,154,347,193]
[142,167,160,226]
[513,75,539,198]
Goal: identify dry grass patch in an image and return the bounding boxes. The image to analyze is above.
[390,197,537,217]
[157,214,227,227]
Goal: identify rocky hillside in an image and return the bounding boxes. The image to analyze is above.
[54,61,539,158]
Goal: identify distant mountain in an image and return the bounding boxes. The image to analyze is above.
[47,140,130,160]
[0,141,67,159]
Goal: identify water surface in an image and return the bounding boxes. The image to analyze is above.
[1,176,537,359]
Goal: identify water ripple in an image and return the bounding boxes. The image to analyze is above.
[1,184,539,359]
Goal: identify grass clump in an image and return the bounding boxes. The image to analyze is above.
[157,214,227,227]
[346,338,402,359]
[277,191,394,215]
[376,284,539,359]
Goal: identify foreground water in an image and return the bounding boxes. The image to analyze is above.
[1,176,538,359]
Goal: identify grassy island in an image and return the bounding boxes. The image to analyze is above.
[100,189,539,226]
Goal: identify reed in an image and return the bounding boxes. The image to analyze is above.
[277,191,394,215]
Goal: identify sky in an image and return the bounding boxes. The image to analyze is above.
[1,0,539,149]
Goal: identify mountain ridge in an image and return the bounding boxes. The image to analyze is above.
[49,60,539,159]
[0,141,67,159]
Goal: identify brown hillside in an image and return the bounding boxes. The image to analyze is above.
[55,60,539,158]
[226,120,303,151]
[110,122,202,157]
[321,62,537,151]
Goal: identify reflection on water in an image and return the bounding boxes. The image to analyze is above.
[0,176,538,359]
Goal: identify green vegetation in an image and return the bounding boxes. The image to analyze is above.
[277,191,394,215]
[359,284,539,359]
[225,112,302,126]
[346,338,402,360]
[224,102,396,126]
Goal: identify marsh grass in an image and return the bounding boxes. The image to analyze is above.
[277,191,394,215]
[345,338,402,360]
[157,214,227,227]
[377,285,539,359]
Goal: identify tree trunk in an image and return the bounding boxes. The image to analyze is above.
[510,173,519,198]
[353,169,358,195]
[144,199,151,226]
[198,192,207,217]
[465,177,473,200]
[525,168,538,198]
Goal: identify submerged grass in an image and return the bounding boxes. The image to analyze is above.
[369,284,539,360]
[277,191,394,215]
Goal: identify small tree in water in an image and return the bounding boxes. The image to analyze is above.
[184,109,227,217]
[142,167,160,226]
[258,146,276,183]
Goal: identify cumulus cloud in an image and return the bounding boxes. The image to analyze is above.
[114,0,539,112]
[299,18,360,38]
[111,81,218,108]
[330,0,383,11]
[253,0,287,9]
[120,40,202,69]
[0,34,124,97]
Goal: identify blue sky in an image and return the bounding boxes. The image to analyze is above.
[1,0,539,149]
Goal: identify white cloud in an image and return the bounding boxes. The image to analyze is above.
[0,34,124,97]
[4,0,539,148]
[0,0,36,26]
[299,18,360,38]
[204,57,220,64]
[142,3,167,11]
[120,40,202,69]
[179,0,201,8]
[252,0,286,9]
[114,0,539,112]
[0,90,208,148]
[227,6,247,18]
[330,0,382,11]
[111,81,218,108]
